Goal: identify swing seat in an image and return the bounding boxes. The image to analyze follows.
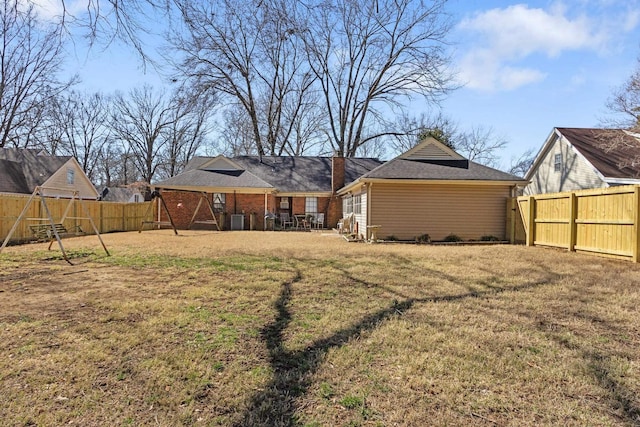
[29,224,84,241]
[30,223,67,240]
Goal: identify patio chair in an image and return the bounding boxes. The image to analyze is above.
[314,213,325,229]
[280,212,294,229]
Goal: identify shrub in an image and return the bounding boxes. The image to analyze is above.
[385,235,399,241]
[443,233,462,242]
[415,233,431,244]
[480,235,499,241]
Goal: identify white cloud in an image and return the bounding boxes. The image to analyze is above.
[459,4,605,57]
[29,0,86,21]
[456,4,609,91]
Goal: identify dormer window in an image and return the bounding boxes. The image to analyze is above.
[554,153,562,172]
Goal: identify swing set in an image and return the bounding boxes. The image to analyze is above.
[0,186,110,265]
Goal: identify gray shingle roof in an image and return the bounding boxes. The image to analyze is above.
[232,156,382,192]
[0,148,70,194]
[361,157,526,181]
[161,155,384,192]
[155,167,274,190]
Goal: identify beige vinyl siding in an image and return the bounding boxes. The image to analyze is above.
[525,136,606,195]
[370,183,511,241]
[41,159,98,199]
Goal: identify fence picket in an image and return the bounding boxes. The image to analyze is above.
[0,193,152,242]
[517,185,640,262]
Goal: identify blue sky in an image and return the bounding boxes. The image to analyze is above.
[51,0,640,170]
[443,0,640,168]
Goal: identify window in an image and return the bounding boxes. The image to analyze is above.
[280,198,289,209]
[305,197,317,214]
[353,194,362,214]
[344,196,353,214]
[66,168,75,184]
[213,193,226,211]
[554,153,562,172]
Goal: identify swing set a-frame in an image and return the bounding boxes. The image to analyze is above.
[0,186,110,265]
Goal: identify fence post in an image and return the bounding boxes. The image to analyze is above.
[99,202,104,233]
[633,187,640,263]
[569,193,577,252]
[526,196,535,246]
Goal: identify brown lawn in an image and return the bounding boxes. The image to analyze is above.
[0,230,639,426]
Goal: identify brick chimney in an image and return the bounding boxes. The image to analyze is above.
[331,156,345,194]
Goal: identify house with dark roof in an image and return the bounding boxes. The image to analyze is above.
[99,185,147,203]
[0,148,98,199]
[155,137,527,240]
[524,128,640,195]
[154,155,382,230]
[337,137,526,241]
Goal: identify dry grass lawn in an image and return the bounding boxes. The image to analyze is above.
[0,230,639,426]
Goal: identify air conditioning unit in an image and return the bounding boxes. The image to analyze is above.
[230,214,244,230]
[280,199,289,209]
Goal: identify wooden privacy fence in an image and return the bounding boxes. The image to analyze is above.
[516,185,640,262]
[0,193,152,242]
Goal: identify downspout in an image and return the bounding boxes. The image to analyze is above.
[264,192,268,230]
[367,183,373,239]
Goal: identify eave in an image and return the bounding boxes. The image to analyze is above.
[153,184,275,195]
[337,177,528,195]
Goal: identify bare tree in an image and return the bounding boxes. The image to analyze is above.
[606,57,640,129]
[111,85,213,183]
[389,111,457,154]
[455,126,508,168]
[508,148,536,177]
[302,0,455,157]
[220,104,258,156]
[158,90,216,179]
[170,0,319,156]
[110,85,176,183]
[0,0,76,147]
[50,0,458,159]
[44,91,112,181]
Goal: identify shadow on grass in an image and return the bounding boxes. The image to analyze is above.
[234,261,557,426]
[543,318,640,424]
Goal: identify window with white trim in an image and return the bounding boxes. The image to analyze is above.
[353,194,362,214]
[213,193,226,211]
[305,197,317,214]
[554,153,562,172]
[344,196,353,214]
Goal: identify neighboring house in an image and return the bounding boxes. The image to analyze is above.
[99,186,146,203]
[154,155,382,230]
[0,148,98,199]
[337,137,527,241]
[155,138,526,239]
[524,127,640,195]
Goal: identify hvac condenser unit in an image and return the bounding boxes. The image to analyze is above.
[230,214,244,230]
